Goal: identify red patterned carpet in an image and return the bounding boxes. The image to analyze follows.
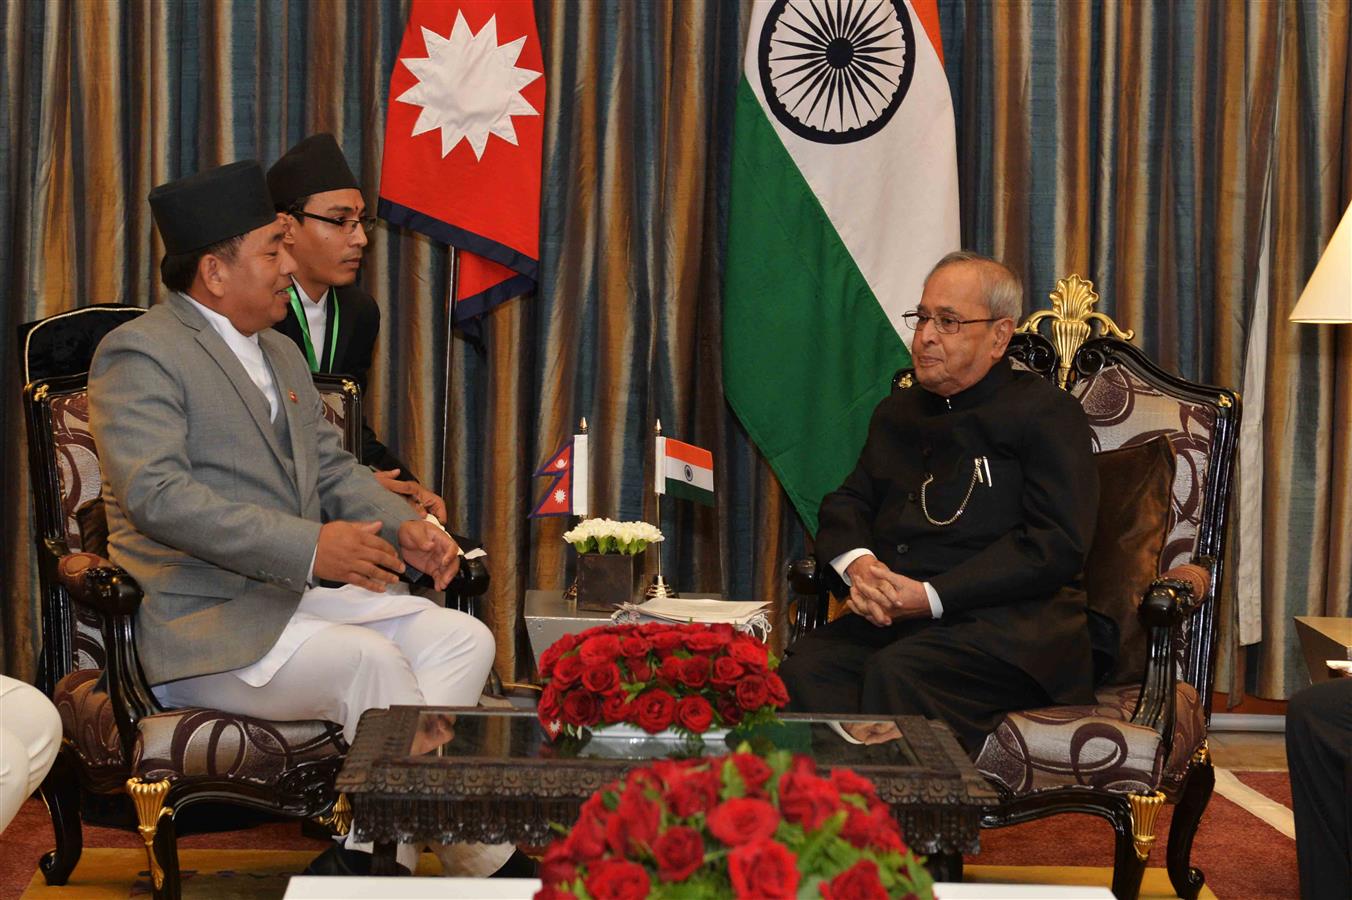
[0,771,1297,899]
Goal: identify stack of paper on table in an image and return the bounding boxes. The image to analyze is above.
[617,596,769,625]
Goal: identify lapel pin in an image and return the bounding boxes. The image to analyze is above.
[288,390,298,403]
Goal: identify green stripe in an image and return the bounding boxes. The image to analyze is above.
[722,77,911,534]
[666,479,715,506]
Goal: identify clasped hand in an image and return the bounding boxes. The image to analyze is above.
[314,519,461,592]
[373,468,448,524]
[844,555,930,627]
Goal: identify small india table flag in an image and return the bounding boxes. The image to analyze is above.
[656,436,714,506]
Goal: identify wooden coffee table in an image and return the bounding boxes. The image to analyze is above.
[337,706,998,879]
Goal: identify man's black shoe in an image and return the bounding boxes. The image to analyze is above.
[489,848,539,878]
[302,843,411,876]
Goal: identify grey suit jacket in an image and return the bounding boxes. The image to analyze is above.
[88,294,417,686]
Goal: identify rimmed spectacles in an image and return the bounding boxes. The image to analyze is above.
[292,210,378,235]
[901,310,1001,335]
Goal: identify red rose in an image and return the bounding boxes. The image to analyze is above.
[538,684,562,721]
[728,637,769,668]
[606,792,660,855]
[634,689,677,733]
[675,695,715,733]
[665,769,721,817]
[830,768,879,802]
[678,656,711,688]
[624,657,652,682]
[539,842,577,884]
[707,797,780,846]
[729,753,773,795]
[652,825,705,881]
[600,692,631,723]
[584,859,651,900]
[552,654,585,689]
[538,642,565,675]
[579,634,623,667]
[840,805,877,849]
[728,838,799,899]
[711,656,745,688]
[766,672,789,706]
[581,663,621,694]
[778,769,841,831]
[684,628,730,652]
[717,695,745,725]
[658,656,685,686]
[567,807,607,861]
[735,675,770,711]
[561,691,600,728]
[819,859,887,900]
[620,636,651,657]
[650,629,686,651]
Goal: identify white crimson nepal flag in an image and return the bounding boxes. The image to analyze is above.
[379,0,546,323]
[529,434,589,518]
[722,0,959,532]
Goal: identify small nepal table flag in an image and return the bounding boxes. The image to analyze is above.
[530,431,589,518]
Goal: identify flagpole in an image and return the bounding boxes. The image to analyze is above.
[648,419,673,599]
[564,416,587,606]
[437,246,459,496]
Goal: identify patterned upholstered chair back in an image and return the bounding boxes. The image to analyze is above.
[25,378,109,685]
[1009,276,1239,718]
[312,373,363,453]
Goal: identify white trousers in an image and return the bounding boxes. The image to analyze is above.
[0,675,63,834]
[154,605,504,874]
[154,605,496,743]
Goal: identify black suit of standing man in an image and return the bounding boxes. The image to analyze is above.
[1287,677,1352,899]
[267,133,448,522]
[779,251,1100,754]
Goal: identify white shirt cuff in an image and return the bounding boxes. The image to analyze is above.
[924,582,943,619]
[830,548,875,585]
[306,544,317,587]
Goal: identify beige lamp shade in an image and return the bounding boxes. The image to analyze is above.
[1290,202,1352,323]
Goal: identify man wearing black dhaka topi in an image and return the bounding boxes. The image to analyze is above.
[778,252,1099,754]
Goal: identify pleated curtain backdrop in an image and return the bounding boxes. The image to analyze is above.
[2,0,1348,698]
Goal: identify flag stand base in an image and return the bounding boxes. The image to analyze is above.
[645,574,677,599]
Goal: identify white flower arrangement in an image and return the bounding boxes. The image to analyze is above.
[562,518,664,556]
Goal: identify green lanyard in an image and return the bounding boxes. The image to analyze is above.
[287,285,340,373]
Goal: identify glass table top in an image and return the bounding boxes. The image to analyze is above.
[403,707,922,769]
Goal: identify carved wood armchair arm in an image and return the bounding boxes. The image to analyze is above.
[55,549,160,757]
[1129,558,1215,747]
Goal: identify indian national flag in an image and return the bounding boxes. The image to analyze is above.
[656,437,715,507]
[723,0,959,533]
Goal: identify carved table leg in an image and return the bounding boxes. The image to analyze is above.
[925,850,963,883]
[370,841,401,875]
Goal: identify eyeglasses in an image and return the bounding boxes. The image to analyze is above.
[901,310,1002,335]
[292,210,377,235]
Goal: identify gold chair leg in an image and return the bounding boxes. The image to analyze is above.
[313,793,352,837]
[1129,790,1166,861]
[126,777,173,890]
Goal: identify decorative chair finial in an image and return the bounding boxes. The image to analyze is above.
[1017,275,1134,388]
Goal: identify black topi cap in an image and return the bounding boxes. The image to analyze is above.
[266,133,360,212]
[148,161,276,255]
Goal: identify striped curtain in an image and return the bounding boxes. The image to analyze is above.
[3,0,1347,699]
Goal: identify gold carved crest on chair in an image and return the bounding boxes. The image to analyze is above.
[1017,275,1134,389]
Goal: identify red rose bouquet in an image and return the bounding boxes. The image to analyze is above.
[537,622,788,739]
[535,749,934,900]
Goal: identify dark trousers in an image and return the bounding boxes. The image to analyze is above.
[779,613,1050,754]
[1286,678,1352,900]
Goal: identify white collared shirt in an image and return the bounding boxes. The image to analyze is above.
[180,292,280,421]
[292,278,329,366]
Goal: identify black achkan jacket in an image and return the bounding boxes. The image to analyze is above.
[816,358,1099,704]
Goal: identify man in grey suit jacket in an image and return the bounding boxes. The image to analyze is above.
[89,161,500,876]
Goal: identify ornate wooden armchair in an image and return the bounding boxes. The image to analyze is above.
[786,276,1239,900]
[20,306,488,899]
